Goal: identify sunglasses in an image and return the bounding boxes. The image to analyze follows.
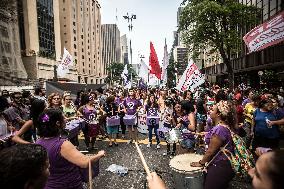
[65,98,72,101]
[53,98,60,100]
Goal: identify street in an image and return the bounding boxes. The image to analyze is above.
[80,134,252,189]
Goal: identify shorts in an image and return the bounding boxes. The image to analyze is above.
[106,125,119,134]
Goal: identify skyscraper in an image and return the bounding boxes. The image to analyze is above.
[101,24,121,75]
[18,0,76,81]
[59,0,104,84]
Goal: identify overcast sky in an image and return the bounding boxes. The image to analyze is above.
[99,0,183,66]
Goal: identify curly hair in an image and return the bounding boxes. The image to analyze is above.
[47,93,62,108]
[216,100,237,128]
[37,108,65,137]
[0,144,48,188]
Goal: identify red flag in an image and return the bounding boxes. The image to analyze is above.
[149,42,161,79]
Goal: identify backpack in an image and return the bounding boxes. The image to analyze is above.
[220,126,255,178]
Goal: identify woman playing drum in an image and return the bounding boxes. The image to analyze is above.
[77,94,100,151]
[191,100,235,189]
[103,96,119,147]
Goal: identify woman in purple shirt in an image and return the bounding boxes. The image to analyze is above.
[36,109,105,189]
[191,100,235,189]
[123,88,142,144]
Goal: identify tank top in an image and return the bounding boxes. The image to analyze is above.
[36,137,83,189]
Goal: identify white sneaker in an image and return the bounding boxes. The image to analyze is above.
[147,143,151,148]
[157,144,161,149]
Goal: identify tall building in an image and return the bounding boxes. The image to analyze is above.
[120,34,129,64]
[0,5,28,86]
[18,0,77,81]
[101,24,121,75]
[173,46,188,76]
[59,0,104,84]
[204,0,284,86]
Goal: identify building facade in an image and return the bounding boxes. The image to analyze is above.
[18,0,78,82]
[59,0,104,84]
[120,34,129,64]
[173,46,189,77]
[204,0,284,87]
[101,24,121,76]
[0,7,28,86]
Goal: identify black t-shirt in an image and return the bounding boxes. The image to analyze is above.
[196,99,206,114]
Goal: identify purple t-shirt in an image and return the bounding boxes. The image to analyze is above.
[123,97,141,115]
[205,125,234,164]
[36,137,82,189]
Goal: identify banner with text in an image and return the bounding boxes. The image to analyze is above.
[57,48,73,77]
[243,10,284,53]
[175,60,205,92]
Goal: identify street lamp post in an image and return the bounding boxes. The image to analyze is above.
[123,13,136,65]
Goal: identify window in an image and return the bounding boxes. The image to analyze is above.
[74,37,76,41]
[64,25,66,27]
[65,41,67,43]
[74,52,77,56]
[73,22,76,26]
[63,8,65,11]
[81,35,83,39]
[74,44,76,49]
[82,55,84,59]
[83,69,85,73]
[83,62,84,66]
[82,48,84,52]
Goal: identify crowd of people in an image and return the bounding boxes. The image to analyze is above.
[0,84,284,189]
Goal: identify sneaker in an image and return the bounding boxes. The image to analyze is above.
[127,139,133,144]
[157,144,161,149]
[147,143,152,148]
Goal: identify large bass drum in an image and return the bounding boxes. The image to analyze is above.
[169,153,204,189]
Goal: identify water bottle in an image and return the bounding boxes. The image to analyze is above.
[265,117,272,128]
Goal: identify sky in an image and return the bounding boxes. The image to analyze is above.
[99,0,183,66]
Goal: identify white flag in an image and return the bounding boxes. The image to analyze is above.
[175,60,205,92]
[139,59,149,83]
[121,65,131,89]
[57,48,73,77]
[161,39,169,85]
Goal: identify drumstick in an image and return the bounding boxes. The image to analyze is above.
[89,158,93,189]
[134,142,151,176]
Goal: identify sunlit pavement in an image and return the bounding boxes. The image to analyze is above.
[78,133,252,189]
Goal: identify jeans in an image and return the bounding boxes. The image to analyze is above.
[148,124,160,144]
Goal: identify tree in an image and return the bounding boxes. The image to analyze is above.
[179,0,260,89]
[167,51,177,88]
[105,63,137,85]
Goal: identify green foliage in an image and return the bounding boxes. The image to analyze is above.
[167,51,177,88]
[106,63,137,84]
[179,0,260,57]
[179,0,260,88]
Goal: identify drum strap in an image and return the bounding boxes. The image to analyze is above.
[204,142,229,168]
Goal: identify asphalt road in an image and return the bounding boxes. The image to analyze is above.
[79,134,252,189]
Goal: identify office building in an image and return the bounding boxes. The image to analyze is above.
[101,24,121,76]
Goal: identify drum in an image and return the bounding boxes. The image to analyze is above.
[106,116,120,126]
[146,116,160,126]
[166,128,183,144]
[65,120,82,139]
[123,114,137,125]
[157,127,170,141]
[170,154,204,189]
[80,157,100,182]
